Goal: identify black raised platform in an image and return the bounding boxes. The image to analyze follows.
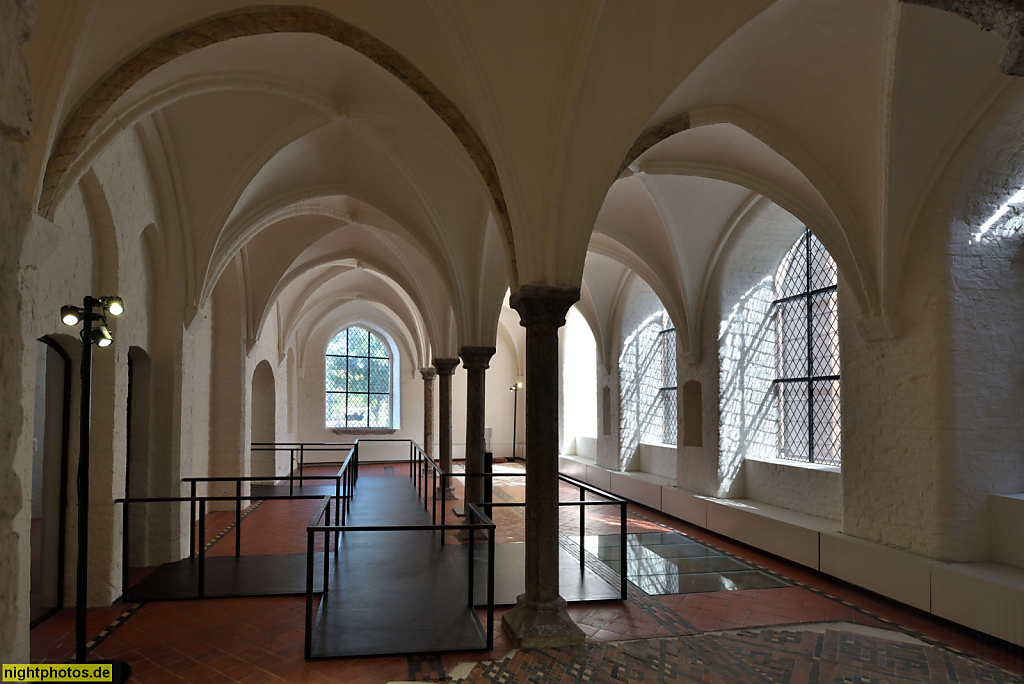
[308,474,488,658]
[126,553,326,601]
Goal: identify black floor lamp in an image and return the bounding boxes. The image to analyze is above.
[510,381,522,461]
[60,295,130,681]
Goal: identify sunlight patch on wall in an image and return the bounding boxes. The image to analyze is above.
[563,306,597,449]
[975,187,1024,242]
[718,276,776,497]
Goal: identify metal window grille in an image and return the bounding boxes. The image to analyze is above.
[325,326,391,428]
[772,230,840,465]
[658,327,678,446]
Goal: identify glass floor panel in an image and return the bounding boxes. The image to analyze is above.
[575,533,790,596]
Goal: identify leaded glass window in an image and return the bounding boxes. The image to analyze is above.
[325,327,391,429]
[620,312,677,454]
[773,230,840,465]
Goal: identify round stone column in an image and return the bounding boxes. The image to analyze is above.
[459,346,495,507]
[502,285,585,648]
[432,358,460,499]
[419,368,436,460]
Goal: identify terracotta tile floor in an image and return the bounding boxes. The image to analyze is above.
[30,462,1024,682]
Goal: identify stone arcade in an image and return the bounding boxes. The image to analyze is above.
[3,0,1024,668]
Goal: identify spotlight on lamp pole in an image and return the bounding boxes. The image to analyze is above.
[60,295,130,681]
[509,382,523,461]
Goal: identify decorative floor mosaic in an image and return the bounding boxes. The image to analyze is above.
[453,629,1023,684]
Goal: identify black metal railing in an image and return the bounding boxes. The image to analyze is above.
[304,453,496,659]
[114,447,360,602]
[444,471,629,600]
[251,442,356,481]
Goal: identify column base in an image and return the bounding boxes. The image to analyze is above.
[435,486,458,500]
[501,594,585,648]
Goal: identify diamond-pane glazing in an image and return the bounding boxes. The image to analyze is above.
[776,383,810,462]
[325,357,346,391]
[811,292,839,376]
[325,393,345,428]
[349,327,368,356]
[327,333,347,355]
[660,331,677,390]
[368,359,388,393]
[346,393,368,428]
[775,234,808,299]
[619,313,677,462]
[812,380,841,465]
[369,395,389,428]
[809,233,838,290]
[324,325,392,428]
[772,229,841,465]
[776,300,807,379]
[661,388,678,445]
[369,335,387,358]
[348,357,368,392]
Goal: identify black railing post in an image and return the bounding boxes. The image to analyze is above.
[290,449,295,496]
[441,474,447,547]
[467,508,475,608]
[305,528,314,660]
[189,481,196,559]
[235,480,242,557]
[121,501,130,602]
[335,477,341,526]
[620,501,627,600]
[579,487,586,572]
[487,523,495,650]
[198,500,206,599]
[323,503,330,593]
[300,444,305,482]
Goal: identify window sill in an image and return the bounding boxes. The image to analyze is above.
[329,428,398,436]
[744,456,841,474]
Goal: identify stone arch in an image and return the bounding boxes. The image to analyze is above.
[37,7,515,283]
[79,169,119,295]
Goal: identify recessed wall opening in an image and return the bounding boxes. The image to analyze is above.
[682,380,702,448]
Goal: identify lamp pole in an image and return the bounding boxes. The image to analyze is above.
[76,296,97,663]
[510,382,522,461]
[60,295,127,679]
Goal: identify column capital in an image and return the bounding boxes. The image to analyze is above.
[432,357,460,376]
[510,285,580,328]
[459,346,495,370]
[419,367,437,380]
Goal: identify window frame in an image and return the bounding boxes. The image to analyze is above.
[771,229,841,465]
[324,326,393,430]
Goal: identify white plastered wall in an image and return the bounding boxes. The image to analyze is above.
[15,121,166,613]
[616,275,677,480]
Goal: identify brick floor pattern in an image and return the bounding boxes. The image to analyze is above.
[455,630,1022,684]
[29,465,1024,682]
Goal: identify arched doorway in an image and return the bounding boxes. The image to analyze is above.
[251,361,277,480]
[30,337,71,626]
[125,347,153,567]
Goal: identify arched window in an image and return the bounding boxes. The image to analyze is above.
[773,229,840,465]
[325,326,392,429]
[620,309,677,463]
